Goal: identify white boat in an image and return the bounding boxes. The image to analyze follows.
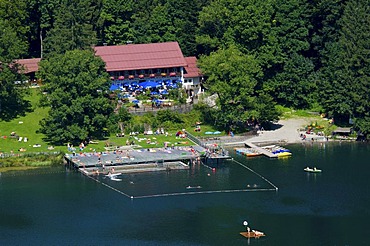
[304,167,322,173]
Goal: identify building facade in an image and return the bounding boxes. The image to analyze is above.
[94,42,202,95]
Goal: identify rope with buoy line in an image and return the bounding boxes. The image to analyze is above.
[78,159,278,200]
[84,174,132,198]
[231,159,278,191]
[134,188,277,199]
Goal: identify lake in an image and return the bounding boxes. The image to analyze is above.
[1,142,369,245]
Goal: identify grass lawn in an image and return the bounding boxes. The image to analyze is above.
[83,133,195,152]
[0,88,208,154]
[0,88,58,154]
[4,89,335,155]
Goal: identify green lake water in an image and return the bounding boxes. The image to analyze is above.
[1,142,369,245]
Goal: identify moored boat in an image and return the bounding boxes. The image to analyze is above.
[246,152,262,157]
[276,152,292,158]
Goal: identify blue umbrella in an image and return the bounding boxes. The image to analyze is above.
[132,100,139,104]
[160,90,168,95]
[139,81,159,89]
[109,84,119,91]
[151,91,159,95]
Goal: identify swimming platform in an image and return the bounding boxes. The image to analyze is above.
[64,136,278,199]
[64,145,232,175]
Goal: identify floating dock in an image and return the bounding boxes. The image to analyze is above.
[240,231,265,238]
[234,147,262,157]
[244,142,292,158]
[244,142,278,158]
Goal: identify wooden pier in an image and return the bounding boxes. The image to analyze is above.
[244,142,278,158]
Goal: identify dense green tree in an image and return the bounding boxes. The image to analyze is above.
[197,0,315,109]
[0,0,29,41]
[126,0,208,56]
[142,3,177,43]
[196,0,232,54]
[98,0,135,45]
[164,0,209,56]
[265,53,317,108]
[0,0,29,58]
[198,45,279,131]
[43,0,102,56]
[309,0,346,68]
[197,0,278,63]
[37,50,114,144]
[320,0,370,138]
[24,0,61,58]
[263,0,316,108]
[0,19,29,120]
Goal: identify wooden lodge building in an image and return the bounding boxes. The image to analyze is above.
[16,42,203,96]
[15,58,41,82]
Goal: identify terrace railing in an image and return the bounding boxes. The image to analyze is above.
[128,104,194,115]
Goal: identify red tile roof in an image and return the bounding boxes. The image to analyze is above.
[184,57,202,78]
[15,58,41,73]
[94,42,187,72]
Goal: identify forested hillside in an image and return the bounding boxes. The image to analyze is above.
[1,0,369,139]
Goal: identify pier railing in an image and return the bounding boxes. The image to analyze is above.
[186,131,257,148]
[185,131,203,147]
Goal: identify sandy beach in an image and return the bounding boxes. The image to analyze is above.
[247,118,311,144]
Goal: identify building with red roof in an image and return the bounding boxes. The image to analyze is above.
[15,58,41,80]
[183,56,203,96]
[94,42,188,80]
[94,41,202,96]
[15,58,41,74]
